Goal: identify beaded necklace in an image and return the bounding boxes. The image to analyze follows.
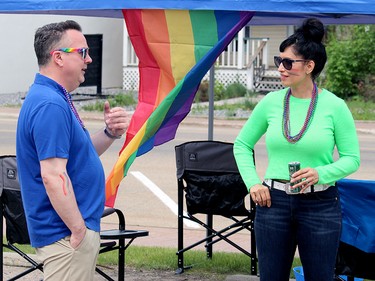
[59,85,85,129]
[282,83,318,143]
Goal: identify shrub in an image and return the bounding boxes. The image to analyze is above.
[223,83,248,99]
[112,93,136,106]
[81,93,136,111]
[194,80,226,102]
[214,81,226,101]
[325,25,375,99]
[359,75,375,102]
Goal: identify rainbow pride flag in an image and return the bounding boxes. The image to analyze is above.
[105,9,254,207]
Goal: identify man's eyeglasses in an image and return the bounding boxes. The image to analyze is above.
[50,48,89,59]
[274,56,309,70]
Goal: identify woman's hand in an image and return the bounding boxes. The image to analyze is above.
[290,167,319,193]
[250,184,271,207]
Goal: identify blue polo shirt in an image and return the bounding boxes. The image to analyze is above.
[16,73,105,248]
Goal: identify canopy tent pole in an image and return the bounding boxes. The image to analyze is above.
[207,65,215,255]
[208,65,214,141]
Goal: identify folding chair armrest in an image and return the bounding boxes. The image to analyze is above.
[102,208,116,218]
[100,229,149,240]
[102,208,126,231]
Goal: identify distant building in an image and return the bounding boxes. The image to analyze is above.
[122,24,290,92]
[0,14,124,95]
[1,14,291,95]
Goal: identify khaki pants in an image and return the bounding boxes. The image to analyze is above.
[36,229,100,281]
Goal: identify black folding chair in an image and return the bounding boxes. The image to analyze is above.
[1,155,148,281]
[335,242,375,281]
[0,155,43,281]
[175,141,257,275]
[334,179,375,281]
[96,208,149,281]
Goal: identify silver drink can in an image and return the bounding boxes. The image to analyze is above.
[288,161,301,193]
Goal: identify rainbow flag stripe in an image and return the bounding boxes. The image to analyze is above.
[105,9,254,206]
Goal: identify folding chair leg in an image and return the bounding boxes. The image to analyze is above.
[8,266,43,281]
[95,239,126,281]
[176,179,185,274]
[190,215,252,256]
[1,208,3,280]
[250,199,257,276]
[176,180,193,274]
[2,242,43,281]
[118,238,125,281]
[95,267,115,281]
[6,243,42,268]
[206,214,213,259]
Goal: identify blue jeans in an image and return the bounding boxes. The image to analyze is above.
[255,186,341,281]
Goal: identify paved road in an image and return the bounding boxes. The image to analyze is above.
[1,106,373,280]
[1,107,374,251]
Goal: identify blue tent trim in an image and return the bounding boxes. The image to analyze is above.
[1,0,375,24]
[338,178,375,253]
[0,0,374,14]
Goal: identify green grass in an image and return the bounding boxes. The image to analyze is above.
[5,243,374,280]
[81,93,136,111]
[2,243,257,275]
[3,242,36,254]
[346,98,375,120]
[213,99,257,112]
[198,96,375,121]
[99,246,255,274]
[78,90,375,122]
[3,243,297,279]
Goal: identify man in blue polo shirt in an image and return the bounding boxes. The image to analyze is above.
[16,20,130,280]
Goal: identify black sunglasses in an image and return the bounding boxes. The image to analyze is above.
[274,56,309,70]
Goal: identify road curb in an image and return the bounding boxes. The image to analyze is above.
[0,106,374,134]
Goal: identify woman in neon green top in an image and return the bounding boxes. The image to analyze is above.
[234,18,360,281]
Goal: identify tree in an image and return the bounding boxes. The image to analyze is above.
[324,25,375,99]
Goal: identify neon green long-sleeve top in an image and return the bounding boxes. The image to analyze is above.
[234,88,360,191]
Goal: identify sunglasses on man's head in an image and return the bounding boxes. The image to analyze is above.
[274,56,309,70]
[50,48,89,59]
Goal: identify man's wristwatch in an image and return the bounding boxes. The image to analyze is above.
[104,127,122,139]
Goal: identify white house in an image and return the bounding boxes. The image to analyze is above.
[122,24,289,93]
[0,14,124,95]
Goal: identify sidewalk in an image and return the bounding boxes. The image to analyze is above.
[1,106,374,135]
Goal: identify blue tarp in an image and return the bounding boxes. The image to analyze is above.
[338,179,375,253]
[0,0,375,24]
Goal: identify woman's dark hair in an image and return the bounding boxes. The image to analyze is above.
[279,18,327,80]
[34,20,82,67]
